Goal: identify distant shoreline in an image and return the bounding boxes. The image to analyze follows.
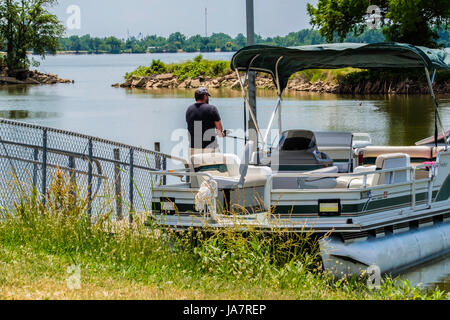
[3,47,448,56]
[116,72,450,95]
[52,50,230,55]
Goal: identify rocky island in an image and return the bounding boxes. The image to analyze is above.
[0,65,72,85]
[114,56,450,95]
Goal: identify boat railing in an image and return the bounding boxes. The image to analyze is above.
[147,171,215,187]
[148,163,438,216]
[264,163,436,212]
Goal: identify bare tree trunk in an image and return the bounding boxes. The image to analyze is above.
[6,0,16,75]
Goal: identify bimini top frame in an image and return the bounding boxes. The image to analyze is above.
[230,42,450,149]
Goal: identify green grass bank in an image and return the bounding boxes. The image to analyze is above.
[0,171,448,300]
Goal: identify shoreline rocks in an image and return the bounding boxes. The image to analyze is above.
[114,72,450,95]
[0,66,73,85]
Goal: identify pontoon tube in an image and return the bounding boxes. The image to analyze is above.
[320,222,450,277]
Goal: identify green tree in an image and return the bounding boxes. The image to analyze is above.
[234,33,247,47]
[0,0,64,74]
[105,36,122,54]
[168,32,185,46]
[307,0,450,47]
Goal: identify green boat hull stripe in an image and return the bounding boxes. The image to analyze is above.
[152,191,438,216]
[272,191,436,215]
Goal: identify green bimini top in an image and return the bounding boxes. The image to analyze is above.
[230,42,450,93]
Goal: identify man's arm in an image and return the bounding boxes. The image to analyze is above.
[215,121,225,137]
[212,106,225,138]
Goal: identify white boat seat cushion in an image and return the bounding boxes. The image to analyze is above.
[336,153,411,188]
[374,153,411,185]
[336,165,377,188]
[190,142,270,189]
[273,166,339,189]
[190,153,240,187]
[213,166,272,188]
[299,166,339,189]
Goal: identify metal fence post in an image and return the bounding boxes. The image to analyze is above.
[154,142,167,185]
[129,148,134,223]
[41,129,48,204]
[87,139,93,216]
[154,143,161,170]
[32,147,39,188]
[68,156,76,205]
[113,148,123,219]
[163,157,167,185]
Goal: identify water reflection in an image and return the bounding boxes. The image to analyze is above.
[400,254,450,292]
[373,95,436,145]
[0,110,60,120]
[0,85,32,95]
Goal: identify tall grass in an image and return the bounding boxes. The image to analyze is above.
[0,169,447,299]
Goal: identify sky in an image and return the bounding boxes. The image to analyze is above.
[52,0,318,39]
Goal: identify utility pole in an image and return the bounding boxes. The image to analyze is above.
[246,0,258,154]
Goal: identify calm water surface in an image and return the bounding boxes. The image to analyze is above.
[0,52,448,292]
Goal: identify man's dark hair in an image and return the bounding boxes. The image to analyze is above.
[195,92,207,101]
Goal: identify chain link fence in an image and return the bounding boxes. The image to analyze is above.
[0,118,184,218]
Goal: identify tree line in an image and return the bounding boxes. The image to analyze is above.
[0,0,448,75]
[58,28,449,55]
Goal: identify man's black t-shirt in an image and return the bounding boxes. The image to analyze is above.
[186,103,221,149]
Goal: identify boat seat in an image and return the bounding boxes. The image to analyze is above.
[336,165,377,188]
[336,153,411,188]
[298,166,339,189]
[273,166,339,189]
[213,166,272,189]
[362,146,433,164]
[315,131,353,173]
[190,141,272,189]
[269,130,334,171]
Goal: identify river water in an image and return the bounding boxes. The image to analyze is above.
[0,52,448,292]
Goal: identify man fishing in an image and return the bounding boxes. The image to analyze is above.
[186,87,226,156]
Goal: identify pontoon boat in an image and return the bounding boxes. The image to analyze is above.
[151,43,450,276]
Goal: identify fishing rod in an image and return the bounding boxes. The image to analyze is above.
[223,130,246,141]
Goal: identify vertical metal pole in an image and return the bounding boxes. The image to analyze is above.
[129,148,134,223]
[113,148,123,219]
[278,97,282,139]
[432,69,438,148]
[244,99,248,144]
[68,156,76,205]
[154,142,166,185]
[32,147,38,187]
[154,142,161,170]
[246,0,258,157]
[87,139,93,216]
[411,167,416,210]
[242,73,249,144]
[162,156,167,185]
[425,67,447,150]
[41,129,47,204]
